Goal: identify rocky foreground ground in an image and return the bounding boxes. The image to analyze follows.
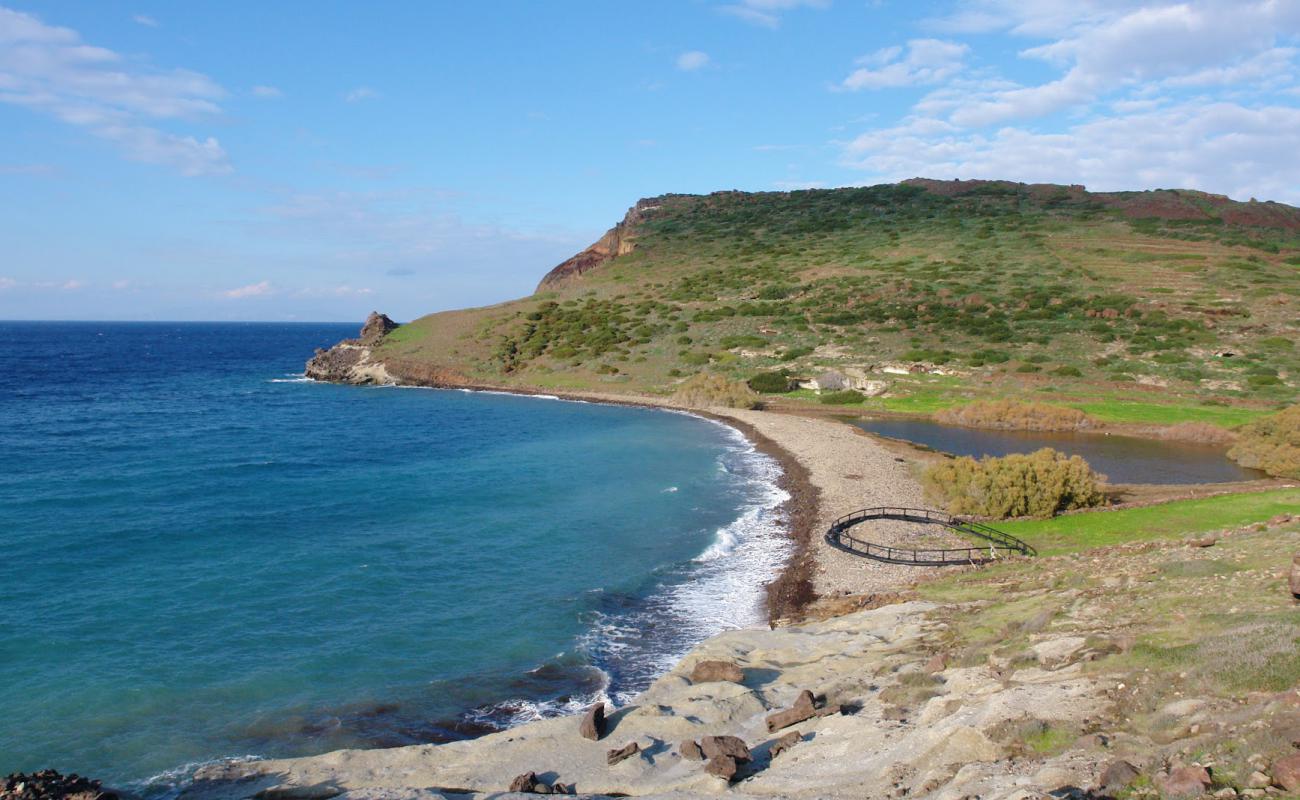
[175,513,1300,800]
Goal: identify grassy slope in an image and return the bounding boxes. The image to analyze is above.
[379,181,1299,427]
[994,487,1300,555]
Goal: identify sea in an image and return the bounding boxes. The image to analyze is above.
[0,321,790,794]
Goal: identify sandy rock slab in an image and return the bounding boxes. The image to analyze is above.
[180,601,1115,800]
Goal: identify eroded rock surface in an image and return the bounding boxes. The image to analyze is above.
[179,601,1118,800]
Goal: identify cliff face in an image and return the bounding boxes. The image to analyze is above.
[304,312,398,384]
[535,198,662,291]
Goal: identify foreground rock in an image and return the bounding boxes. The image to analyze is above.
[2,771,116,800]
[579,703,606,741]
[180,601,1117,800]
[690,659,744,684]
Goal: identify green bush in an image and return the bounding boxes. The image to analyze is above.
[1052,365,1083,377]
[819,389,865,405]
[672,373,759,409]
[1228,405,1300,478]
[748,371,793,393]
[720,334,768,349]
[922,448,1107,519]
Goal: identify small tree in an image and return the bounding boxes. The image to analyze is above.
[672,373,760,409]
[922,448,1107,519]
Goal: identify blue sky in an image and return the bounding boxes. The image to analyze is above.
[2,1,1299,321]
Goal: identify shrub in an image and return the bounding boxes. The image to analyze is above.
[748,371,793,393]
[819,389,865,405]
[935,400,1093,432]
[922,448,1107,519]
[720,334,769,349]
[779,346,813,362]
[1228,405,1300,478]
[672,373,759,409]
[1052,365,1083,377]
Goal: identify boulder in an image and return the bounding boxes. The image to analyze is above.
[766,689,817,732]
[770,731,801,759]
[579,703,606,741]
[700,735,751,763]
[1098,759,1141,793]
[606,742,639,766]
[924,653,947,674]
[2,770,117,800]
[1188,536,1218,548]
[689,659,744,684]
[508,772,539,793]
[1157,765,1212,797]
[1289,555,1300,599]
[704,756,739,781]
[358,312,398,343]
[680,740,704,761]
[1272,752,1300,791]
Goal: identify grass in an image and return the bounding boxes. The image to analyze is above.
[1069,399,1269,427]
[994,487,1300,555]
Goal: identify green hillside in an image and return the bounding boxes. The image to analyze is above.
[376,179,1300,423]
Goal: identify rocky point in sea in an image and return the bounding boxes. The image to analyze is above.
[304,311,398,384]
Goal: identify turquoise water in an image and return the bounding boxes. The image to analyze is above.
[0,322,789,792]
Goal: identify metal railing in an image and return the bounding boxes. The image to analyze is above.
[824,506,1035,566]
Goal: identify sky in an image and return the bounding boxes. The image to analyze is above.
[2,1,1299,321]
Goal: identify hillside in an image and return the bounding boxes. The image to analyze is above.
[368,179,1300,424]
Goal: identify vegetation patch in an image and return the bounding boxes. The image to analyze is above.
[671,373,759,409]
[922,448,1107,519]
[935,400,1094,431]
[1228,404,1300,478]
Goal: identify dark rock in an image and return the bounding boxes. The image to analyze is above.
[358,312,399,343]
[770,731,801,759]
[551,783,572,795]
[606,742,639,766]
[1156,765,1211,797]
[700,735,751,763]
[1290,555,1300,599]
[1273,752,1300,791]
[704,755,739,781]
[1188,536,1218,548]
[579,703,606,741]
[766,689,817,732]
[2,770,117,800]
[690,659,744,684]
[508,772,538,793]
[1098,759,1141,793]
[815,703,843,717]
[680,739,704,761]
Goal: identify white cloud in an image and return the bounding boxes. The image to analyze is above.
[223,280,272,299]
[936,1,1300,127]
[61,279,83,290]
[773,179,825,189]
[251,84,283,99]
[132,14,158,28]
[0,6,230,175]
[0,277,16,290]
[676,50,710,71]
[112,279,131,289]
[344,86,378,103]
[719,0,829,29]
[841,39,968,90]
[841,100,1300,204]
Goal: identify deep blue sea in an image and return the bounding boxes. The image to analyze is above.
[0,322,789,793]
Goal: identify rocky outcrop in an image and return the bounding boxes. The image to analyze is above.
[2,771,116,800]
[180,601,1118,800]
[536,199,662,290]
[579,703,607,741]
[304,312,398,385]
[689,659,744,684]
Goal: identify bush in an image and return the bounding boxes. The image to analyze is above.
[748,371,793,393]
[1228,405,1300,478]
[672,373,759,409]
[819,389,865,405]
[935,400,1093,432]
[1052,365,1083,377]
[922,448,1107,519]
